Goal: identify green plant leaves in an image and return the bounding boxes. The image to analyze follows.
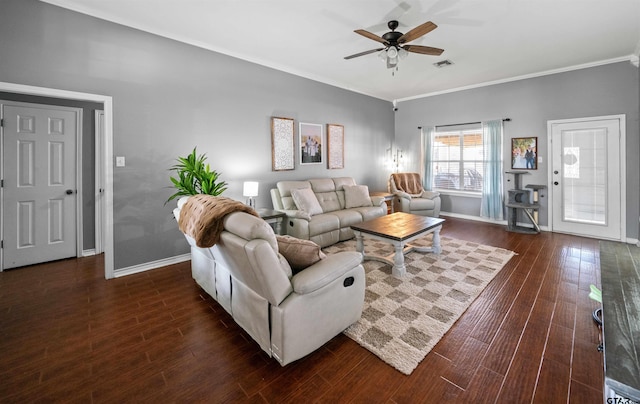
[166,147,228,203]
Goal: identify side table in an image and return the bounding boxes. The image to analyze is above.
[369,191,394,214]
[256,208,287,235]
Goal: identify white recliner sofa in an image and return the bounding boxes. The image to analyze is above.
[174,195,365,366]
[270,177,387,248]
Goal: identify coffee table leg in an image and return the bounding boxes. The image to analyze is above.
[432,225,442,254]
[354,231,365,257]
[392,241,406,277]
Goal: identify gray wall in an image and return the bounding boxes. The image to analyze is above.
[0,0,394,270]
[395,62,640,238]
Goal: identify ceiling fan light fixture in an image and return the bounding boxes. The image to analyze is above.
[346,19,443,74]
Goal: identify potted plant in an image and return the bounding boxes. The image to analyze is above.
[166,147,228,203]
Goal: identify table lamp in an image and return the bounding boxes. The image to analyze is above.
[243,181,259,208]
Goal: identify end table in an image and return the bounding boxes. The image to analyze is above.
[256,208,287,235]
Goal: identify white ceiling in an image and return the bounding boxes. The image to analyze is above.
[41,0,640,101]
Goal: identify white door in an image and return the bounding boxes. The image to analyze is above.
[1,102,79,269]
[549,116,624,240]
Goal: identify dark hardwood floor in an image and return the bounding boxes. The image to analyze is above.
[0,217,605,403]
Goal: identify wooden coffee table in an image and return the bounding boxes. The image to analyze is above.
[351,212,445,278]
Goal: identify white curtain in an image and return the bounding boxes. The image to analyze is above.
[480,120,504,220]
[422,126,435,190]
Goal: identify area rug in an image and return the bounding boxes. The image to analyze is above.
[323,235,516,375]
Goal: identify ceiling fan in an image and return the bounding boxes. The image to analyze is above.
[345,20,444,72]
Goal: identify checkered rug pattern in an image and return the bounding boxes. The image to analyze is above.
[323,235,516,375]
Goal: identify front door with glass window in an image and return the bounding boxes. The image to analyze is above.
[549,116,624,240]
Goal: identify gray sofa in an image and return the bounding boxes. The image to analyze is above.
[174,196,365,366]
[270,177,387,248]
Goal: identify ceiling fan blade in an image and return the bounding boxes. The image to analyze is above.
[344,48,385,60]
[354,29,388,45]
[398,21,437,43]
[403,45,444,56]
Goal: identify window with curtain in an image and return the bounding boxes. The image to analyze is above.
[431,124,484,193]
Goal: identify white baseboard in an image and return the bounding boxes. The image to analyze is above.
[82,249,97,257]
[439,211,550,232]
[113,253,191,278]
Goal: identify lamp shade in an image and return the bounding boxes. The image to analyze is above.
[243,181,259,197]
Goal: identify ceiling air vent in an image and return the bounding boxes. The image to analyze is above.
[433,59,453,68]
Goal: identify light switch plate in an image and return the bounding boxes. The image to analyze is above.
[116,156,125,167]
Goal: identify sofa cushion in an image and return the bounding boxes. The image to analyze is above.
[328,210,364,228]
[276,235,326,273]
[353,206,386,221]
[332,177,357,190]
[409,198,437,211]
[315,191,342,213]
[344,185,373,208]
[277,252,293,279]
[276,181,311,210]
[309,178,336,193]
[291,187,323,216]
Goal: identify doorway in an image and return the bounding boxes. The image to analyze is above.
[0,81,114,278]
[548,115,625,240]
[1,102,81,269]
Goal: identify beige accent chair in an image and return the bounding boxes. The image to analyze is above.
[174,197,365,366]
[389,172,441,217]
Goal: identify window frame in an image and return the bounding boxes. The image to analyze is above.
[431,126,484,195]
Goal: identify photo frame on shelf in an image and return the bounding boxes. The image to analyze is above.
[327,123,344,169]
[299,122,323,165]
[511,137,537,170]
[271,117,295,171]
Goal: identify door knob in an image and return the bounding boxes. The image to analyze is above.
[66,189,74,195]
[554,170,559,174]
[553,182,559,186]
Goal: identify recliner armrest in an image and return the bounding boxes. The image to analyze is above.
[393,190,412,200]
[370,195,384,206]
[279,209,312,221]
[421,190,440,200]
[291,252,362,294]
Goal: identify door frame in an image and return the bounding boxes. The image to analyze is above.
[546,114,626,241]
[94,110,105,255]
[0,81,115,279]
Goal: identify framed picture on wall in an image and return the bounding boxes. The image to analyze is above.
[327,123,344,169]
[299,122,323,165]
[271,117,295,171]
[511,137,537,170]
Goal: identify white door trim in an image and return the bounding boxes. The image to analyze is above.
[0,81,115,279]
[546,114,626,241]
[94,110,105,255]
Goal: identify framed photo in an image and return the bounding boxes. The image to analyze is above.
[327,124,344,169]
[271,117,295,171]
[299,122,323,165]
[511,137,537,170]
